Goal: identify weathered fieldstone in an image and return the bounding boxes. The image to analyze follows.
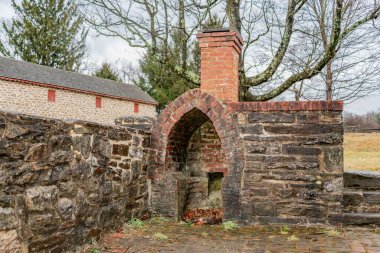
[99,139,112,158]
[285,146,321,156]
[26,185,58,211]
[49,135,72,151]
[25,143,48,162]
[119,162,130,170]
[323,177,343,193]
[112,144,129,156]
[108,131,132,141]
[343,191,363,207]
[253,202,278,216]
[323,147,343,172]
[241,125,263,134]
[28,213,60,234]
[131,160,142,179]
[0,230,22,253]
[115,116,155,131]
[129,147,143,158]
[344,171,380,190]
[0,116,5,130]
[72,135,91,158]
[4,122,29,139]
[49,151,74,164]
[248,112,295,123]
[58,198,73,219]
[264,124,342,135]
[0,207,17,230]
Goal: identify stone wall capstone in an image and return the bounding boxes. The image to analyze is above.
[0,110,152,252]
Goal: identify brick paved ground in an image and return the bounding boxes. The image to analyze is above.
[83,219,380,253]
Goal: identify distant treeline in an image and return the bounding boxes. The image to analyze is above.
[344,111,380,131]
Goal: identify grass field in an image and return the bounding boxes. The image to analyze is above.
[344,133,380,171]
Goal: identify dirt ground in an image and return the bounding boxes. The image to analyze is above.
[344,133,380,171]
[83,218,380,253]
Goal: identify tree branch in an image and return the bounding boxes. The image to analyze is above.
[244,0,307,88]
[246,0,343,101]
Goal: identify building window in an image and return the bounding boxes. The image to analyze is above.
[96,97,102,108]
[48,90,56,102]
[134,103,139,113]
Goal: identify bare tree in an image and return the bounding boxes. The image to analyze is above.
[344,111,380,128]
[117,60,139,83]
[284,0,380,102]
[78,0,380,101]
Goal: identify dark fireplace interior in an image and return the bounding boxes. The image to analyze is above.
[165,109,226,223]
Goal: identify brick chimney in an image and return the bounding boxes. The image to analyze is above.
[196,28,243,102]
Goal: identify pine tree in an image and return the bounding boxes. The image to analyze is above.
[93,63,121,81]
[137,14,224,109]
[0,0,88,71]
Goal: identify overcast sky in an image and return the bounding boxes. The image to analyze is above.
[1,0,379,114]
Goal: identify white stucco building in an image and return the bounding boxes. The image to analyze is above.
[0,57,157,124]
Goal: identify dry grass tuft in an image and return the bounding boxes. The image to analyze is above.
[344,133,380,171]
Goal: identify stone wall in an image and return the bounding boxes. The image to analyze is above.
[0,111,151,252]
[233,109,344,224]
[336,170,380,226]
[0,79,157,125]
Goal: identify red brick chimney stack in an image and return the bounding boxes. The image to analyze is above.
[196,28,243,102]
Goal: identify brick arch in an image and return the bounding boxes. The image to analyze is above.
[150,89,244,220]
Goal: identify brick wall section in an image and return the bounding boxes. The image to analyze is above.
[0,79,157,125]
[0,110,152,252]
[196,30,243,102]
[187,121,225,175]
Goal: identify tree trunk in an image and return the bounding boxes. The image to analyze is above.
[226,0,241,32]
[179,0,187,69]
[163,1,168,61]
[325,60,333,101]
[295,89,300,101]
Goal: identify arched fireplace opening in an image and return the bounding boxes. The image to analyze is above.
[165,108,226,222]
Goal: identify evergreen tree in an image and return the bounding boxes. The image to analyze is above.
[137,14,223,110]
[93,63,121,81]
[136,52,191,110]
[0,0,88,71]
